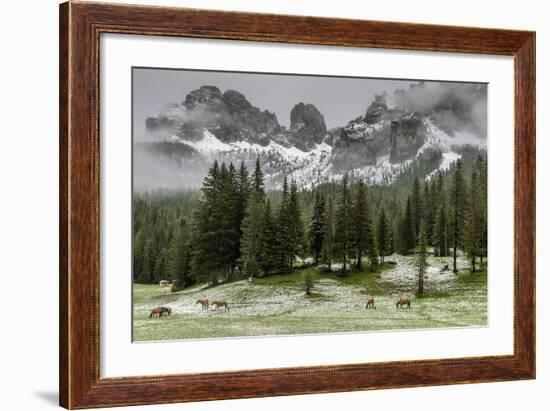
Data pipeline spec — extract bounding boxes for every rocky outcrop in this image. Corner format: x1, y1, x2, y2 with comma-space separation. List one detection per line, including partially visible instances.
287, 103, 327, 151
390, 113, 426, 163
365, 93, 389, 124
146, 86, 281, 146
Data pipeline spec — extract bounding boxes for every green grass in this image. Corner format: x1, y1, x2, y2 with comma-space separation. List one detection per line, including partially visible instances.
133, 256, 488, 341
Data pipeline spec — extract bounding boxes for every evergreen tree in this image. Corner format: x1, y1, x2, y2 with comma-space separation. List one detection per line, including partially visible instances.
168, 218, 193, 287
138, 238, 155, 283
288, 180, 307, 265
322, 196, 335, 271
240, 191, 265, 268
351, 180, 372, 270
191, 160, 227, 284
410, 176, 424, 243
235, 161, 251, 261
433, 195, 449, 257
399, 196, 416, 254
366, 224, 378, 272
424, 179, 436, 245
464, 164, 484, 272
276, 177, 293, 271
416, 222, 428, 295
252, 157, 265, 199
259, 199, 278, 275
476, 155, 488, 265
334, 174, 352, 274
450, 159, 468, 273
133, 229, 146, 281
153, 249, 167, 282
309, 190, 327, 264
377, 207, 391, 264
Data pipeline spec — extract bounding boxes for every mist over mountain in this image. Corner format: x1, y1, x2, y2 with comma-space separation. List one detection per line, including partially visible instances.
134, 81, 487, 192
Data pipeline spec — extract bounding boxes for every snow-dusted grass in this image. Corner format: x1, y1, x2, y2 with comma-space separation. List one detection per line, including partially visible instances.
133, 254, 487, 341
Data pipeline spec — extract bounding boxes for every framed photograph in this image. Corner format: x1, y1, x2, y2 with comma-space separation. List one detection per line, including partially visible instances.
59, 2, 535, 409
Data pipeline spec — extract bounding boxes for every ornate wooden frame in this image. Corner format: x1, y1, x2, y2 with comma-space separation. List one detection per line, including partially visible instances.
59, 1, 535, 408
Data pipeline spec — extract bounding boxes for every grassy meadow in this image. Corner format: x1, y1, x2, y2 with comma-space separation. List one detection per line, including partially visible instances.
133, 254, 487, 341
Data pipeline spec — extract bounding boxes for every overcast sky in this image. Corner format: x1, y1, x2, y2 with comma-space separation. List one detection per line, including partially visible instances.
132, 67, 419, 137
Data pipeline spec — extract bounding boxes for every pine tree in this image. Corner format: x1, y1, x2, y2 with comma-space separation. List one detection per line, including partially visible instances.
168, 218, 193, 287
351, 180, 371, 271
191, 160, 227, 284
464, 164, 484, 272
133, 229, 146, 281
322, 196, 335, 271
252, 157, 265, 199
309, 190, 327, 265
377, 207, 391, 264
138, 238, 155, 283
334, 174, 352, 274
153, 249, 167, 282
416, 222, 428, 295
399, 196, 416, 254
433, 196, 449, 257
275, 177, 292, 271
450, 159, 468, 273
235, 161, 251, 262
240, 191, 265, 267
425, 179, 436, 245
410, 176, 424, 243
476, 155, 488, 265
259, 198, 278, 275
288, 180, 307, 265
366, 224, 378, 272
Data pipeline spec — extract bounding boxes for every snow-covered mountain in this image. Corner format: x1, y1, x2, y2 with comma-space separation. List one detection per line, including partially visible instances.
136, 82, 486, 191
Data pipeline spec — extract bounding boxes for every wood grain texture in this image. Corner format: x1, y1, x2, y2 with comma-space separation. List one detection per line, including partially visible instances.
59, 1, 536, 408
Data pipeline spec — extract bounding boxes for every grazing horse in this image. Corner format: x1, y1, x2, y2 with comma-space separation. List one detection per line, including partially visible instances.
196, 299, 209, 310
212, 301, 230, 312
396, 298, 411, 309
159, 280, 169, 287
365, 298, 376, 309
149, 306, 171, 318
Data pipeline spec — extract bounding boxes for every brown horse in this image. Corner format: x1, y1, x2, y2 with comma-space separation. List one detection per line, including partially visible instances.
365, 298, 376, 309
396, 298, 411, 309
149, 306, 171, 318
212, 301, 230, 312
196, 299, 209, 310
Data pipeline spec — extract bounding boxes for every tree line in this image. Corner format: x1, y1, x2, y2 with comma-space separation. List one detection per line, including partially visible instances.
133, 153, 487, 288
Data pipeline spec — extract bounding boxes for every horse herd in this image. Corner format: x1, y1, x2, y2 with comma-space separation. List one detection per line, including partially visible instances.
365, 298, 412, 309
148, 299, 230, 319
149, 297, 412, 319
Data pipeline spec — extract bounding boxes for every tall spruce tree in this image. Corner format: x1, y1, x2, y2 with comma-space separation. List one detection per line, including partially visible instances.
464, 164, 483, 272
168, 218, 193, 287
399, 196, 416, 254
252, 157, 265, 199
450, 159, 468, 273
334, 174, 352, 274
322, 196, 335, 271
377, 207, 391, 264
240, 192, 265, 268
191, 160, 227, 284
410, 176, 424, 243
259, 198, 278, 275
235, 162, 251, 262
476, 155, 488, 265
433, 195, 449, 257
288, 180, 307, 265
276, 177, 293, 271
416, 222, 428, 295
309, 190, 327, 264
351, 180, 372, 271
